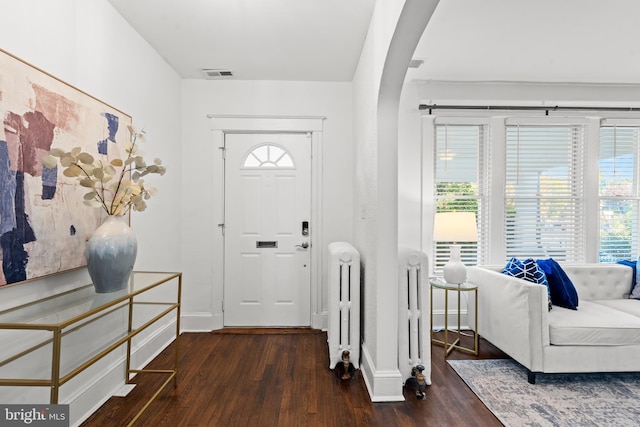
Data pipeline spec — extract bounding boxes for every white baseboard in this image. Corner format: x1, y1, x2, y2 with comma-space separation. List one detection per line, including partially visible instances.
183, 311, 325, 332
70, 319, 177, 426
312, 312, 327, 330
360, 343, 404, 402
181, 311, 221, 331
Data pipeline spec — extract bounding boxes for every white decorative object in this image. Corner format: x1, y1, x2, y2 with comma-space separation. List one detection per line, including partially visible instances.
86, 215, 137, 293
443, 244, 466, 284
433, 212, 478, 285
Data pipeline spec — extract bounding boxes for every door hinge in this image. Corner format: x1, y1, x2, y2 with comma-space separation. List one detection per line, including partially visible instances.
218, 223, 225, 235
221, 300, 224, 312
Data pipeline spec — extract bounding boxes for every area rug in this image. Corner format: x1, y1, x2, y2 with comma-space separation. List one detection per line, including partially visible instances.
448, 359, 640, 426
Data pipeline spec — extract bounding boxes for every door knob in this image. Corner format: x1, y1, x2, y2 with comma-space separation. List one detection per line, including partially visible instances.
296, 241, 309, 249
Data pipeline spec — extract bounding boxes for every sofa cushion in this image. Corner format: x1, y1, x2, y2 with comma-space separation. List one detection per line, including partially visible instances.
548, 300, 640, 346
594, 299, 640, 318
536, 258, 578, 310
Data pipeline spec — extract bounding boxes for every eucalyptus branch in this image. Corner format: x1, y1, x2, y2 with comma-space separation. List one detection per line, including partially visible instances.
42, 126, 166, 216
72, 160, 110, 213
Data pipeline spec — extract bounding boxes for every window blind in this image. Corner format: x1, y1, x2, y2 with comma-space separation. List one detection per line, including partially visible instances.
504, 125, 585, 262
599, 126, 640, 261
433, 124, 487, 271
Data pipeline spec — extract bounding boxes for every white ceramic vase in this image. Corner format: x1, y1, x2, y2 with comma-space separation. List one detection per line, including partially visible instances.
443, 244, 467, 284
86, 215, 137, 293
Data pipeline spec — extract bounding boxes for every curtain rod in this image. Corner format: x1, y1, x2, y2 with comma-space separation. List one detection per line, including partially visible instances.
418, 104, 640, 115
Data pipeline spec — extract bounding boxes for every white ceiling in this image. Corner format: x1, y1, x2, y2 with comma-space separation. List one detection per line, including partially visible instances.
108, 0, 376, 81
409, 0, 640, 85
109, 0, 640, 84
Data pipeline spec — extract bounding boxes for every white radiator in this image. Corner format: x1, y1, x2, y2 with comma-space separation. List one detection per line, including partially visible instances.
327, 242, 360, 369
398, 247, 431, 385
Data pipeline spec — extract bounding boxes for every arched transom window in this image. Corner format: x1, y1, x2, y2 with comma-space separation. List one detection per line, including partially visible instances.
242, 144, 294, 168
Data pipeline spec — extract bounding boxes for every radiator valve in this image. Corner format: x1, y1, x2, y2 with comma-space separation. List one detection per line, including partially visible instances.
335, 350, 355, 380
405, 364, 427, 399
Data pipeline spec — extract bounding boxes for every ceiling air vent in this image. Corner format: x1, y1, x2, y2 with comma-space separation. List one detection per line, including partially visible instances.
201, 68, 234, 79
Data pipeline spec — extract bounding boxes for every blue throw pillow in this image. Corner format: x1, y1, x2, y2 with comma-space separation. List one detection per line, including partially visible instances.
502, 257, 552, 310
536, 258, 578, 310
635, 256, 640, 298
616, 259, 638, 298
502, 257, 523, 275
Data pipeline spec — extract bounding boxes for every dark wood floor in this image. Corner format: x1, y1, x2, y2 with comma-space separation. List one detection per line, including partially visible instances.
81, 329, 509, 427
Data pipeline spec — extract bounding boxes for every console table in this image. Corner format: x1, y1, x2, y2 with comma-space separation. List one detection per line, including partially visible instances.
0, 271, 182, 426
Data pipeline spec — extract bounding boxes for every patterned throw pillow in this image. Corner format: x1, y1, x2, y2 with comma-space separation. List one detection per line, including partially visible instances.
502, 257, 552, 311
502, 257, 523, 275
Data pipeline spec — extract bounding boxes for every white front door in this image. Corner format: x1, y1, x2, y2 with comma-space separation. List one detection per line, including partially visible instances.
223, 133, 311, 326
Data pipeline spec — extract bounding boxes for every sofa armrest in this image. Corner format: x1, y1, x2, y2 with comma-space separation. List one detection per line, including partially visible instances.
467, 266, 549, 372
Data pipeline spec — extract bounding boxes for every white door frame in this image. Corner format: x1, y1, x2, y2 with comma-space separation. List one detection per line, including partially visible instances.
209, 115, 325, 330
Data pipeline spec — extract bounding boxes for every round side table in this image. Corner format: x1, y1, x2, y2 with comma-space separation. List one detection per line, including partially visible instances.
430, 278, 479, 357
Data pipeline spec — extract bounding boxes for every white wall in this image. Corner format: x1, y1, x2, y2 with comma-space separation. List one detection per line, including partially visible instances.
0, 0, 182, 425
398, 80, 423, 250
352, 0, 439, 402
180, 80, 354, 330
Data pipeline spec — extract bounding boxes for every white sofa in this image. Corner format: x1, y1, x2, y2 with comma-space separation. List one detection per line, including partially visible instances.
467, 263, 640, 383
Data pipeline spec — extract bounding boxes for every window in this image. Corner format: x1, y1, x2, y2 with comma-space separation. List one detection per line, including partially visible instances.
433, 124, 487, 270
427, 115, 640, 267
599, 126, 640, 262
504, 125, 585, 262
243, 144, 294, 168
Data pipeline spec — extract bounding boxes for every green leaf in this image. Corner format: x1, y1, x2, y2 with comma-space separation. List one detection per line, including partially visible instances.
93, 168, 104, 180
83, 199, 102, 208
50, 148, 66, 157
104, 165, 117, 176
83, 191, 97, 200
83, 164, 95, 176
42, 155, 58, 169
79, 178, 95, 188
63, 165, 82, 177
70, 147, 82, 157
111, 158, 123, 167
78, 152, 95, 164
60, 155, 74, 167
135, 157, 145, 168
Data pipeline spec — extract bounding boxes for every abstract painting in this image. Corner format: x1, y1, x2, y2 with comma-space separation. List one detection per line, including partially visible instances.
0, 49, 132, 286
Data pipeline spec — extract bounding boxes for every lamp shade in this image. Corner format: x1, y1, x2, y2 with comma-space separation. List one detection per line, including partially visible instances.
433, 212, 478, 242
433, 212, 478, 284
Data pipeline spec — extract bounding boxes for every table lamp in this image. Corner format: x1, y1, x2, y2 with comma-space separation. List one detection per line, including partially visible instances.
433, 212, 478, 284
